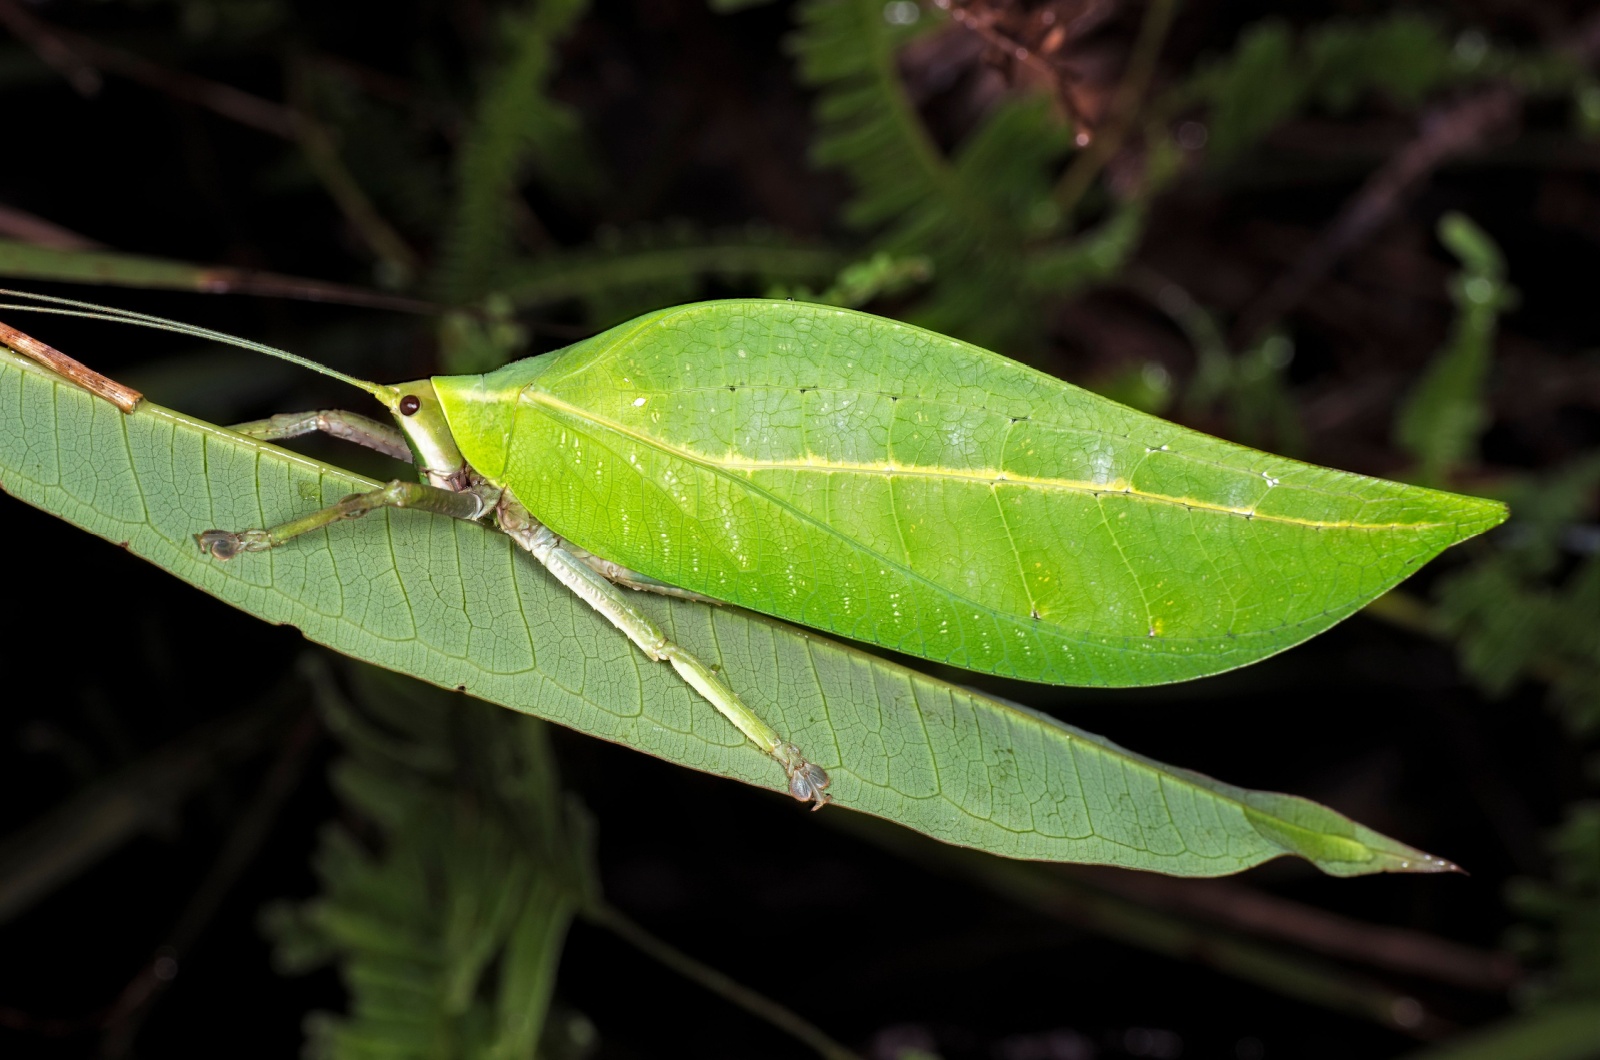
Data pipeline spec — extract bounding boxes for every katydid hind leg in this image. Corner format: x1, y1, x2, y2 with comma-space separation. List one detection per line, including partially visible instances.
196, 479, 486, 559
229, 410, 412, 462
498, 504, 831, 808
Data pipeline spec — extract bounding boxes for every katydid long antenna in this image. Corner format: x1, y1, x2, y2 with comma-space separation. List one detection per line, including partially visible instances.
0, 288, 388, 399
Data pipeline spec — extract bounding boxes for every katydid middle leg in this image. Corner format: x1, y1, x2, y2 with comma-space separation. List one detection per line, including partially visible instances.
196, 479, 488, 559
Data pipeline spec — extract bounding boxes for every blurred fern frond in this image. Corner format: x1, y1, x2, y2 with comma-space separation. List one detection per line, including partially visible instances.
1396, 213, 1517, 486
436, 0, 604, 305
1189, 13, 1588, 164
1125, 271, 1299, 452
1192, 15, 1468, 162
1434, 457, 1600, 733
266, 663, 595, 1060
789, 0, 1074, 349
1506, 801, 1600, 1013
766, 249, 931, 308
499, 224, 843, 325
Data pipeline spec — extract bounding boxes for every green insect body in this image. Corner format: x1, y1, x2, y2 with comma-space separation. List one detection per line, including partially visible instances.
429, 300, 1505, 688
0, 291, 1507, 811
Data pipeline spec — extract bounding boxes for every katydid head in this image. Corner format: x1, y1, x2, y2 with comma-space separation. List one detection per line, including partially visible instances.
0, 289, 470, 484
378, 378, 468, 489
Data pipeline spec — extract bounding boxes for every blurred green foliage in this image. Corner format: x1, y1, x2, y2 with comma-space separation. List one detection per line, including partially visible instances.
1397, 213, 1518, 485
1509, 802, 1600, 1006
1434, 456, 1600, 733
1187, 13, 1589, 163
791, 0, 1074, 348
264, 665, 596, 1060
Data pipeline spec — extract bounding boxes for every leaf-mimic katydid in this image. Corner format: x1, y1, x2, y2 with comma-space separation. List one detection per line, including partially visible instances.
0, 292, 1507, 808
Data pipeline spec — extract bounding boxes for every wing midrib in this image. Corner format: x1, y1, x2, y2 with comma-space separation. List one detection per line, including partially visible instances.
525, 389, 1445, 533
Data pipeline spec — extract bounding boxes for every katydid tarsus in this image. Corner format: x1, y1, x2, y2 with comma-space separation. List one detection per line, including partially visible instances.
0, 291, 1507, 810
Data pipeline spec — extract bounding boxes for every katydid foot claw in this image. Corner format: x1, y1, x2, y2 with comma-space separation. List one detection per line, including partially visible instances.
195, 529, 271, 560
777, 743, 831, 810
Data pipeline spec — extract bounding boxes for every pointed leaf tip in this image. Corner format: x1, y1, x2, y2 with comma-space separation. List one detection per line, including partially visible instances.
1243, 795, 1459, 877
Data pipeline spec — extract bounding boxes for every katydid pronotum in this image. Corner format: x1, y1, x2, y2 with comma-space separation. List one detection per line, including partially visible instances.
0, 291, 1507, 810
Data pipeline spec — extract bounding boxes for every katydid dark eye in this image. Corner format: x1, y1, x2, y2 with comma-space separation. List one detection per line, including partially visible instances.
399, 395, 421, 416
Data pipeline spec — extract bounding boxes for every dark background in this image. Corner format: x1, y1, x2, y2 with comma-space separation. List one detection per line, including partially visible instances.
0, 1, 1597, 1058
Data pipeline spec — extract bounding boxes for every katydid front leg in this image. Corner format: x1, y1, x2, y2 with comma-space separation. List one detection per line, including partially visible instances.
229, 410, 413, 462
495, 498, 831, 809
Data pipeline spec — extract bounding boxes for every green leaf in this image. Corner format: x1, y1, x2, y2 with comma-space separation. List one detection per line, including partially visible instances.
0, 342, 1458, 876
0, 239, 228, 290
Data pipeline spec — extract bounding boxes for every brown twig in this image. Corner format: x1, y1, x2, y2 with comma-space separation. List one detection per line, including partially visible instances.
934, 0, 1118, 136
1069, 866, 1520, 992
1232, 86, 1521, 345
827, 811, 1463, 1039
0, 241, 438, 311
0, 3, 423, 275
1230, 8, 1600, 344
180, 267, 435, 312
0, 319, 142, 412
938, 1, 1081, 111
0, 0, 101, 95
0, 0, 294, 137
1053, 0, 1178, 215
0, 203, 104, 251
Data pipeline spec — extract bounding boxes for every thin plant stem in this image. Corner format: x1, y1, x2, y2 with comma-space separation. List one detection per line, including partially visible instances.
288, 60, 423, 280
585, 900, 864, 1060
1054, 0, 1179, 216
0, 0, 292, 135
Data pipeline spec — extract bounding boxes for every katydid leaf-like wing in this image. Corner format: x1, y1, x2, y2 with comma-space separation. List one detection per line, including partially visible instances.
442, 300, 1506, 687
1, 342, 1453, 876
